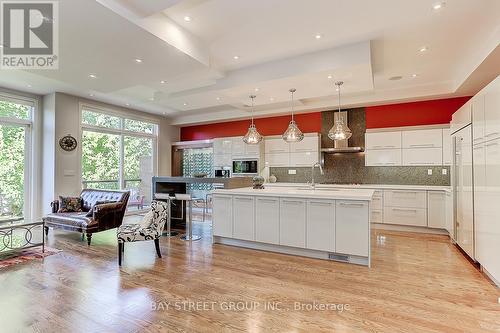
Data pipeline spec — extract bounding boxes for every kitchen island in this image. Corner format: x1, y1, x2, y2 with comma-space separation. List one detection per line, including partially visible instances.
212, 187, 374, 266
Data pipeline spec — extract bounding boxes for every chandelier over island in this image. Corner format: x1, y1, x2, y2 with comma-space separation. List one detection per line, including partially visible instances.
328, 81, 352, 141
242, 95, 263, 144
282, 88, 304, 143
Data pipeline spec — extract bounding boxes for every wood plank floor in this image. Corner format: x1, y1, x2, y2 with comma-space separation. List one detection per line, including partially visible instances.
1, 217, 499, 333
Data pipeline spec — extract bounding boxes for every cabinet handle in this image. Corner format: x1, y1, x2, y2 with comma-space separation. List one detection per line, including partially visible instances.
309, 201, 333, 206
372, 145, 384, 148
392, 208, 418, 213
485, 142, 499, 147
383, 145, 397, 148
258, 199, 278, 203
282, 200, 303, 204
294, 148, 313, 151
485, 132, 500, 137
473, 146, 485, 150
235, 197, 253, 201
269, 149, 286, 153
339, 202, 365, 207
409, 144, 435, 148
408, 162, 436, 165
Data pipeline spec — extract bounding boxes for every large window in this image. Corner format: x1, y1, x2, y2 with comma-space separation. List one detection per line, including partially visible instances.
0, 95, 34, 219
81, 107, 157, 212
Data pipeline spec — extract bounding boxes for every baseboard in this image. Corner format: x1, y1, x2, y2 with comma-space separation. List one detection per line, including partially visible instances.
372, 223, 449, 235
481, 266, 500, 288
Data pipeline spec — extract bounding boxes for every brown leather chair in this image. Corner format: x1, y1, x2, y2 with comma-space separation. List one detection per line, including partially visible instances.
43, 189, 130, 245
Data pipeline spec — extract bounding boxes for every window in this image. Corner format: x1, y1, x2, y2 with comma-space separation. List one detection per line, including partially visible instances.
0, 95, 34, 219
81, 107, 157, 212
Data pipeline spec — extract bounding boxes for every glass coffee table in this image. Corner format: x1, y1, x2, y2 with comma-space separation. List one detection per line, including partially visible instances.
0, 217, 44, 255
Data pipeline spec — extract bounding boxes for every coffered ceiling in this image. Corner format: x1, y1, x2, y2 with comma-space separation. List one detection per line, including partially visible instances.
0, 0, 498, 125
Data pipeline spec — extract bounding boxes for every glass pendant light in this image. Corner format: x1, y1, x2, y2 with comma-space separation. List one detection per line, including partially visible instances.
282, 88, 304, 142
328, 81, 352, 141
243, 95, 263, 144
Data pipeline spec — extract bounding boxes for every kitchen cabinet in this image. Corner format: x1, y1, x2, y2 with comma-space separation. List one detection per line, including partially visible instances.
289, 151, 319, 167
371, 210, 383, 223
383, 207, 427, 227
265, 137, 289, 154
402, 129, 443, 148
213, 154, 232, 167
255, 197, 280, 244
213, 138, 233, 155
265, 153, 289, 167
445, 190, 454, 238
450, 100, 472, 134
232, 196, 255, 241
306, 199, 335, 252
335, 201, 369, 257
384, 190, 427, 209
290, 135, 320, 153
472, 95, 485, 144
244, 142, 261, 157
402, 147, 443, 166
279, 198, 306, 248
427, 191, 446, 228
365, 149, 401, 166
484, 77, 500, 141
443, 128, 452, 165
212, 195, 233, 237
231, 137, 247, 157
365, 131, 402, 150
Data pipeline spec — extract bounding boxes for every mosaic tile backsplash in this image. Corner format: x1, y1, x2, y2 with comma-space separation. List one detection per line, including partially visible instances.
269, 108, 451, 186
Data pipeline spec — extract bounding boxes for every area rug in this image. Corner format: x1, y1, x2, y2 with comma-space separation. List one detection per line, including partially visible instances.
0, 247, 62, 269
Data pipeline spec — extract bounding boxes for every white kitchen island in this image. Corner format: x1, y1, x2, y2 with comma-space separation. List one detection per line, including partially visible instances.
211, 187, 374, 266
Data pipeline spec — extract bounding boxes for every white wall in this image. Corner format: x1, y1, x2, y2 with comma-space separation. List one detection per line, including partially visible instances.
40, 92, 180, 215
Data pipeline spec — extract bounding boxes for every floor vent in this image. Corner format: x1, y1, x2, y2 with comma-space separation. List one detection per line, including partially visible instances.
329, 253, 349, 262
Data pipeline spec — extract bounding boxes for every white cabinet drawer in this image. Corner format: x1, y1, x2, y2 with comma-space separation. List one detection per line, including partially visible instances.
306, 199, 335, 252
365, 149, 401, 166
402, 148, 443, 166
371, 196, 383, 210
232, 196, 255, 241
289, 151, 319, 167
265, 138, 289, 154
371, 209, 383, 223
384, 190, 427, 208
427, 191, 446, 229
280, 199, 306, 248
212, 195, 233, 237
365, 131, 402, 150
402, 129, 443, 148
265, 153, 289, 167
290, 135, 319, 153
255, 197, 280, 245
335, 201, 369, 257
383, 207, 427, 227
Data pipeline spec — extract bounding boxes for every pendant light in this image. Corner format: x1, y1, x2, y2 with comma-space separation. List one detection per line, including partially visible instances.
328, 81, 352, 141
282, 88, 304, 142
242, 95, 263, 144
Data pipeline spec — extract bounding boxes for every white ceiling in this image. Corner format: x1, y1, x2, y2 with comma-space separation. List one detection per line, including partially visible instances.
0, 0, 499, 125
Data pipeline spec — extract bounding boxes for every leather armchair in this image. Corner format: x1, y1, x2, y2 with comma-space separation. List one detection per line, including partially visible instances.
43, 189, 130, 245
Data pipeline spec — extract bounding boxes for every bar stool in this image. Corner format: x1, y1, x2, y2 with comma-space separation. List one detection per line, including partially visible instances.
175, 194, 201, 241
204, 183, 224, 220
154, 194, 178, 237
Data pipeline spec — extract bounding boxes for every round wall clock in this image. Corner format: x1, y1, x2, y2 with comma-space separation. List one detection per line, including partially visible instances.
59, 134, 78, 151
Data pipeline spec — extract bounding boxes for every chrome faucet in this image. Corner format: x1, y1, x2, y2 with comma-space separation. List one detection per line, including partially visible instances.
311, 162, 324, 189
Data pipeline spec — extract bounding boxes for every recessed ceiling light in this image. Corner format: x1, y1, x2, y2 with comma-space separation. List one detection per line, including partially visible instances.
419, 46, 428, 53
432, 2, 445, 10
327, 75, 333, 79
134, 58, 143, 63
183, 102, 188, 106
254, 88, 259, 92
233, 55, 240, 60
89, 93, 94, 97
389, 75, 403, 81
216, 97, 221, 101
149, 97, 155, 101
315, 34, 322, 39
0, 44, 3, 48
88, 74, 97, 79
270, 97, 275, 101
160, 80, 166, 84
184, 16, 191, 22
411, 73, 418, 78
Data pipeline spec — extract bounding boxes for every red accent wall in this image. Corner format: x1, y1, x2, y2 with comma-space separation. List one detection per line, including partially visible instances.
365, 97, 470, 129
180, 97, 471, 140
180, 112, 322, 141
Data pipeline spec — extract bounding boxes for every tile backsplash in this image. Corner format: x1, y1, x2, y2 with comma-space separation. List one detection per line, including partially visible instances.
269, 108, 451, 186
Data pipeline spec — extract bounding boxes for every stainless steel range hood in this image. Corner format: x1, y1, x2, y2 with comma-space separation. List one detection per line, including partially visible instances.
321, 111, 364, 154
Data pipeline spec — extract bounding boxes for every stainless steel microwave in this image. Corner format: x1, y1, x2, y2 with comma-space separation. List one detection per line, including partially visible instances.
232, 159, 258, 175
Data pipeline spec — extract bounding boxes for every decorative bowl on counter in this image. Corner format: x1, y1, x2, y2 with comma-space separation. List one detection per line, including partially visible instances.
252, 176, 265, 189
193, 173, 208, 178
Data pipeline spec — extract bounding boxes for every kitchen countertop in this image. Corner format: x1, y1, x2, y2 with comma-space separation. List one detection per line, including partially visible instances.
212, 187, 375, 201
264, 182, 451, 191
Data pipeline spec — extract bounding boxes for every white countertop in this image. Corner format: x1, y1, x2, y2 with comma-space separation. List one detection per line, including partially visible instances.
264, 182, 450, 191
213, 187, 375, 201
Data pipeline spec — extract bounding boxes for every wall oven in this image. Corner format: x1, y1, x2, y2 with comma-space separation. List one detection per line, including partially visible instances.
232, 159, 258, 176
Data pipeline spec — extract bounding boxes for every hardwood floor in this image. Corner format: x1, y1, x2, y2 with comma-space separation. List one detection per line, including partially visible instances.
1, 217, 499, 333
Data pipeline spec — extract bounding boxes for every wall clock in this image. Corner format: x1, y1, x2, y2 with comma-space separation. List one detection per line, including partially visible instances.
59, 134, 78, 151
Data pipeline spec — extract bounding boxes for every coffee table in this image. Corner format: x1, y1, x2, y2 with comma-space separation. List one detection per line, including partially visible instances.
0, 218, 44, 255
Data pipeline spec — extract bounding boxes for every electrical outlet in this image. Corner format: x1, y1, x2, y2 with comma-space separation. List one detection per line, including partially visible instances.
442, 169, 447, 175
288, 169, 297, 175
427, 169, 433, 176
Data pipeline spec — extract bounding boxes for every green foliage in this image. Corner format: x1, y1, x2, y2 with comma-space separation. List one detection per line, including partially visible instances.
0, 101, 31, 216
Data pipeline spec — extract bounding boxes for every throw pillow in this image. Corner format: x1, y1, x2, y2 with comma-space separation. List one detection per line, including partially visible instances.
58, 196, 83, 213
139, 210, 154, 229
85, 200, 115, 217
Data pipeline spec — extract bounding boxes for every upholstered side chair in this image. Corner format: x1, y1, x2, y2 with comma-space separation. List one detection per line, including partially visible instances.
116, 200, 168, 266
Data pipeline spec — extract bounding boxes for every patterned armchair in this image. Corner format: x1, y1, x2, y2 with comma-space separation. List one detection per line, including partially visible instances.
116, 200, 168, 266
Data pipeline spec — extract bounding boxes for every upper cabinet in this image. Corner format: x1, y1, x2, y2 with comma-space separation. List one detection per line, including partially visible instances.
402, 129, 442, 148
365, 131, 401, 150
264, 133, 320, 167
484, 77, 500, 142
265, 137, 289, 154
442, 128, 452, 165
213, 138, 233, 156
290, 136, 320, 153
472, 95, 485, 144
451, 100, 472, 134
